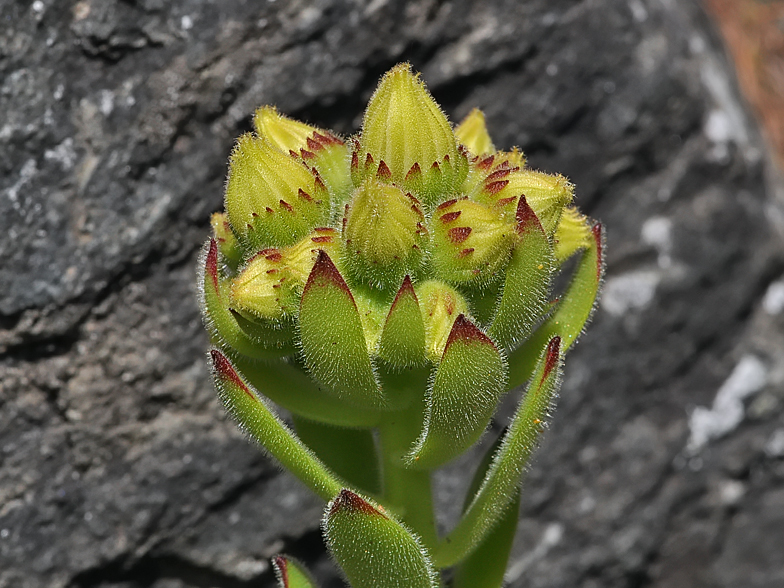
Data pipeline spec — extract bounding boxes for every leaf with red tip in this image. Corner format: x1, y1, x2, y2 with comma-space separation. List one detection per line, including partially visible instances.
405, 315, 507, 469
488, 196, 554, 351
272, 556, 317, 588
323, 489, 439, 588
434, 337, 562, 567
378, 276, 426, 368
210, 349, 343, 502
199, 239, 295, 360
506, 222, 604, 388
299, 251, 384, 408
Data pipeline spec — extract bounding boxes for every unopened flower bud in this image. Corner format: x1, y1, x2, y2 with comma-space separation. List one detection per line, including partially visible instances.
230, 228, 339, 321
455, 108, 495, 156
254, 106, 353, 205
231, 247, 298, 321
415, 280, 470, 361
431, 198, 516, 286
359, 63, 465, 205
225, 134, 330, 250
473, 167, 573, 236
343, 177, 426, 289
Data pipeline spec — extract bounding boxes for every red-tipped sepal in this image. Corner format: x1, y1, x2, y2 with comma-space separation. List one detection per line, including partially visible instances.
299, 251, 384, 408
378, 276, 426, 367
323, 489, 438, 588
272, 555, 318, 588
488, 196, 555, 351
405, 315, 507, 469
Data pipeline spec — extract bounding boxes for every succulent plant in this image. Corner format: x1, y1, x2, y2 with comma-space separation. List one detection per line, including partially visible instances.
200, 63, 603, 588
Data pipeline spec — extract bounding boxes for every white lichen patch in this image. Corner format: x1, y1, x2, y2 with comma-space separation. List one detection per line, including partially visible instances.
601, 270, 661, 316
762, 279, 784, 315
687, 355, 768, 453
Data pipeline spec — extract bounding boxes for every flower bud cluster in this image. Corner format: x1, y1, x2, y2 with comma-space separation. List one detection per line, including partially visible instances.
202, 61, 602, 465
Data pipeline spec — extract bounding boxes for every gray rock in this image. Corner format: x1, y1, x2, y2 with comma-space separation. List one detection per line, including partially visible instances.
2, 0, 783, 587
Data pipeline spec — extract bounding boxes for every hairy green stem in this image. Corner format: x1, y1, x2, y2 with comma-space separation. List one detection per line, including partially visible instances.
379, 402, 438, 550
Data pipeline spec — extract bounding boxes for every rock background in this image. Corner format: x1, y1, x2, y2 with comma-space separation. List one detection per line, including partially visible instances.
2, 0, 783, 587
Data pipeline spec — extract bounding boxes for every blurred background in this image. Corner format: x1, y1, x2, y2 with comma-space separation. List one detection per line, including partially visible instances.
1, 1, 783, 587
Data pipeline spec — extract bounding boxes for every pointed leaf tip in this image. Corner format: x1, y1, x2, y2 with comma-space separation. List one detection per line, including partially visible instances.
304, 249, 353, 298
330, 489, 385, 517
272, 555, 318, 588
210, 349, 253, 399
407, 313, 506, 469
273, 556, 289, 587
444, 314, 495, 356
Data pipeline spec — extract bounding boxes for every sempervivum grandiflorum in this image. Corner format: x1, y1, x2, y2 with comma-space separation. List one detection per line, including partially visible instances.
200, 63, 603, 588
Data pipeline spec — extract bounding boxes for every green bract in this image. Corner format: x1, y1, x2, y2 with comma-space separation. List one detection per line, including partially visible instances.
200, 63, 604, 588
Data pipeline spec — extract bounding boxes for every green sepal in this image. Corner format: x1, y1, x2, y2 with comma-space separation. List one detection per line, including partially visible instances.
488, 196, 554, 352
229, 353, 382, 428
507, 223, 604, 389
293, 416, 381, 496
378, 276, 426, 368
299, 250, 385, 409
405, 315, 507, 470
272, 555, 318, 588
434, 337, 562, 567
452, 432, 520, 588
210, 349, 344, 502
323, 489, 439, 588
199, 239, 295, 360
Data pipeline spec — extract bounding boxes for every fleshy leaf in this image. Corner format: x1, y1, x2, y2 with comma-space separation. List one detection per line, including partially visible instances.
378, 276, 426, 368
453, 432, 520, 588
455, 108, 495, 156
199, 239, 296, 359
299, 250, 384, 408
323, 489, 439, 588
488, 196, 554, 351
210, 349, 343, 502
435, 337, 562, 567
406, 315, 507, 469
272, 555, 318, 588
507, 222, 604, 388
